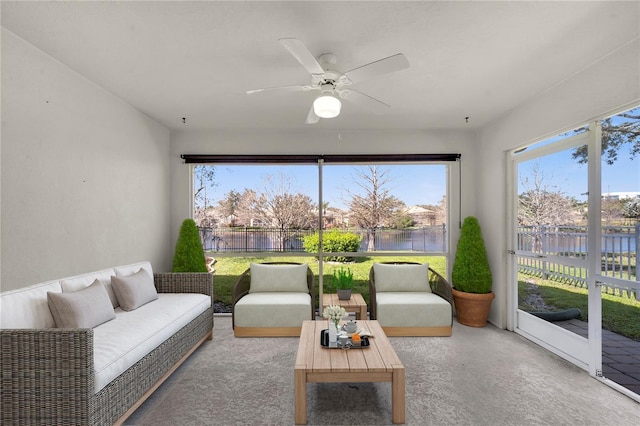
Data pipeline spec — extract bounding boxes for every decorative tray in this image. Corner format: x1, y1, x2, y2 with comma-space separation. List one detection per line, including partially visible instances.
320, 329, 370, 349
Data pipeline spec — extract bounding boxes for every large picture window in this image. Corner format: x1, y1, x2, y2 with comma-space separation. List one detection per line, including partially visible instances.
185, 155, 455, 258
183, 153, 459, 315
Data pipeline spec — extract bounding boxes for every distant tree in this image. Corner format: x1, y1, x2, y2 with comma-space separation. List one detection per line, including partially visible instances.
254, 172, 316, 250
601, 196, 624, 226
622, 198, 640, 219
235, 189, 259, 226
518, 165, 577, 251
572, 109, 640, 165
434, 195, 447, 225
217, 190, 242, 226
344, 166, 403, 251
394, 214, 414, 229
193, 165, 217, 227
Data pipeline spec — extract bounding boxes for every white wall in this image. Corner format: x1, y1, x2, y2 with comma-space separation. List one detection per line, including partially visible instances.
478, 38, 640, 329
169, 128, 478, 268
1, 29, 172, 291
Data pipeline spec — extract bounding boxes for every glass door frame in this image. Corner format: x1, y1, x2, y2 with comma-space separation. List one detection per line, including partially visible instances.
507, 123, 602, 374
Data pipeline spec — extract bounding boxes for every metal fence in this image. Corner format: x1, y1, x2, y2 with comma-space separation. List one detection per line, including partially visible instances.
198, 225, 447, 253
517, 225, 639, 299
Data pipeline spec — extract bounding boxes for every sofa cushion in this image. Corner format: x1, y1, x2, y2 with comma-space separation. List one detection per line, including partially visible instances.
376, 292, 450, 327
0, 280, 62, 329
234, 292, 311, 327
47, 280, 116, 328
61, 268, 118, 308
111, 268, 158, 311
249, 263, 308, 293
373, 263, 431, 292
114, 261, 154, 278
92, 293, 210, 393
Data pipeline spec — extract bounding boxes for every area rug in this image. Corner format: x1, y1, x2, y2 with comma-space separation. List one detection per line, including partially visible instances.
124, 316, 640, 425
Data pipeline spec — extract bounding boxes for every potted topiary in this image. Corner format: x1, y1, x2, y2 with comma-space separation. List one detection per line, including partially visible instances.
451, 216, 494, 327
333, 266, 354, 300
172, 219, 208, 272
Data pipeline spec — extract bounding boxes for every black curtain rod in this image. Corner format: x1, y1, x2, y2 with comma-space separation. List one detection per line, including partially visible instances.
181, 153, 461, 164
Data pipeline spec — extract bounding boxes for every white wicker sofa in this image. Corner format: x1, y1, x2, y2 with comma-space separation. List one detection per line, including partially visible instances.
0, 261, 213, 426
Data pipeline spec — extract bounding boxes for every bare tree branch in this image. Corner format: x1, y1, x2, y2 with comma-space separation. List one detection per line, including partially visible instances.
343, 166, 402, 250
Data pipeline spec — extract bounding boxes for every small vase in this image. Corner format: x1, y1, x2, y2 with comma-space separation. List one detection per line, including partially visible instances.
329, 321, 338, 346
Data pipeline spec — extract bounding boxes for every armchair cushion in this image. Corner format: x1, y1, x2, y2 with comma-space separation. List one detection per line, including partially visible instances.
234, 292, 311, 327
249, 263, 309, 293
373, 263, 430, 292
376, 292, 451, 327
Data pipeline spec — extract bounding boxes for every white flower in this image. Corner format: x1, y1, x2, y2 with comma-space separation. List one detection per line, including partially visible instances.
322, 305, 347, 323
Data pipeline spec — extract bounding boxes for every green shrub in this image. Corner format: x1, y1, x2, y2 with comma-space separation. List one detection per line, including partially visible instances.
451, 216, 492, 293
172, 219, 208, 272
302, 229, 361, 262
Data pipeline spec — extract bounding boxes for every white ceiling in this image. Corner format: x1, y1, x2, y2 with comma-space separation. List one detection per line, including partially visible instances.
2, 1, 638, 131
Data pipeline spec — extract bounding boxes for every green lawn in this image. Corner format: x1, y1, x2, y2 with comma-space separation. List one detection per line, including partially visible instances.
211, 255, 446, 310
518, 273, 640, 341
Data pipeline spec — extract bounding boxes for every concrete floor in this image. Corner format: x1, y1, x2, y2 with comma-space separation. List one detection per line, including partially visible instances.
126, 315, 640, 425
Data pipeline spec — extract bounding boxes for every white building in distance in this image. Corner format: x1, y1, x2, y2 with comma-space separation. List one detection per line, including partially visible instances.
602, 192, 640, 200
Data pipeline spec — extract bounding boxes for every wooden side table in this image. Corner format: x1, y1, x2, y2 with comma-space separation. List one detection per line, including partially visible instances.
322, 293, 368, 320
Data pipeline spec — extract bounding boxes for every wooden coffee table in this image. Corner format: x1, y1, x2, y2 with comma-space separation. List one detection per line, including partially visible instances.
294, 320, 405, 424
322, 293, 368, 320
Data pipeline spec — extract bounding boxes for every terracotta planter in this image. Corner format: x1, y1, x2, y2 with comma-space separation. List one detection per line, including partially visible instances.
452, 289, 495, 327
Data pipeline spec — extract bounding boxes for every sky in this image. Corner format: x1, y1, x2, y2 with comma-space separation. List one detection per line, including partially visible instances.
518, 145, 639, 202
199, 110, 639, 209
204, 164, 447, 210
517, 118, 639, 202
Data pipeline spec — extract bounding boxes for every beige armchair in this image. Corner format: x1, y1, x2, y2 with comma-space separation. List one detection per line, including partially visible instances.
369, 262, 453, 336
232, 262, 315, 337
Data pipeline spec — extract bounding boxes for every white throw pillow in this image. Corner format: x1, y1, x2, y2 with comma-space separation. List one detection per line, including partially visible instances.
47, 280, 116, 328
61, 269, 119, 309
114, 261, 153, 278
111, 268, 158, 311
249, 263, 309, 293
373, 263, 431, 292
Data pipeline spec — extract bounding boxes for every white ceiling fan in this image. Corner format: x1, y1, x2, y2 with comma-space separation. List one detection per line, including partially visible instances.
247, 38, 410, 124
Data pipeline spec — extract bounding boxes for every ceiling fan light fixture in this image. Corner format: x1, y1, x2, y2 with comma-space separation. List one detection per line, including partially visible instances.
313, 95, 341, 118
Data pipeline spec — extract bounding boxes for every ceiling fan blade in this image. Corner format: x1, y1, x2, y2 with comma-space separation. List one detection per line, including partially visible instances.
343, 53, 409, 84
340, 89, 391, 114
246, 84, 310, 95
279, 38, 325, 75
306, 104, 320, 124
